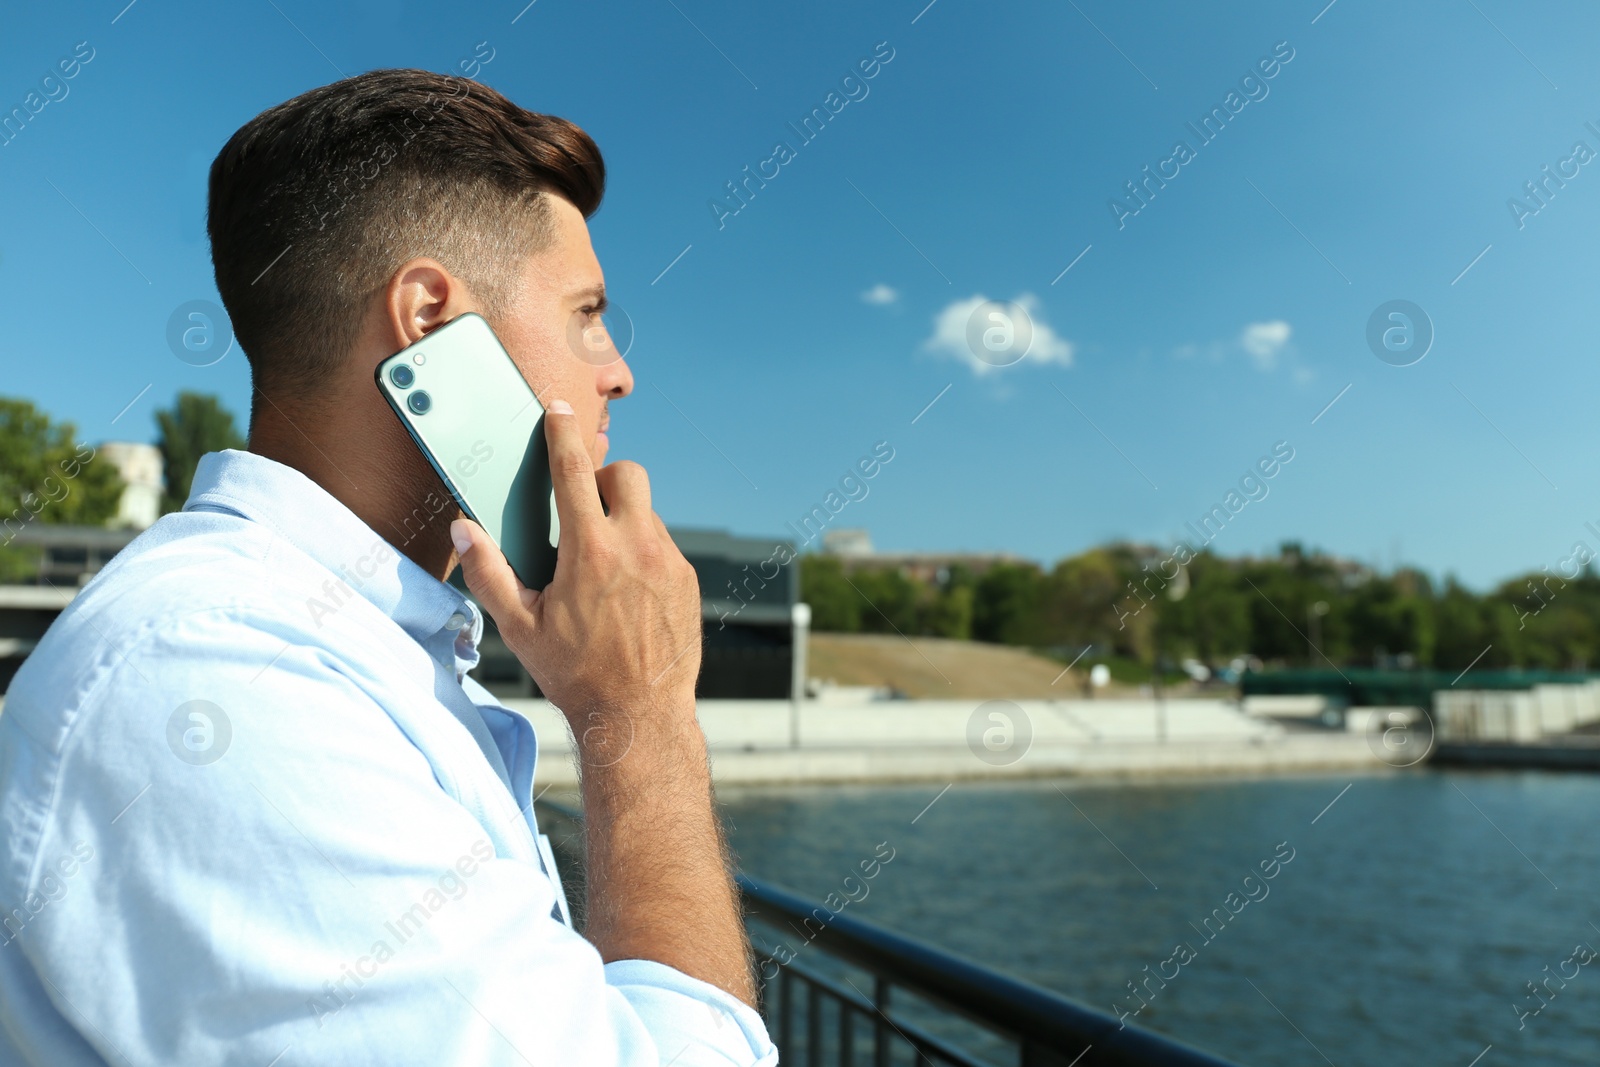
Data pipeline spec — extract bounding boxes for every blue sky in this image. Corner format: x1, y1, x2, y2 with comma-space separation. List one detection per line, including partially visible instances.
2, 0, 1597, 589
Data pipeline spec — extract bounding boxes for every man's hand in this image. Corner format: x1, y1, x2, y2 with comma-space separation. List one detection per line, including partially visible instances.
450, 397, 756, 1008
451, 398, 703, 736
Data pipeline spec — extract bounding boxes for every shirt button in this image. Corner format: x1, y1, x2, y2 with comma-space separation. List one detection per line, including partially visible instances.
445, 611, 468, 631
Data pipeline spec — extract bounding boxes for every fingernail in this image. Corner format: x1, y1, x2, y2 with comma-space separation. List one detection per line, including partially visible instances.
548, 399, 574, 416
450, 520, 472, 556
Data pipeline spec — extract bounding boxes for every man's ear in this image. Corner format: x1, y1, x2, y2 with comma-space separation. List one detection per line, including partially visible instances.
384, 258, 477, 348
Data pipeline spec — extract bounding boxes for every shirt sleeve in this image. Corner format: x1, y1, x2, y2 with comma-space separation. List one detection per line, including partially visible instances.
9, 600, 776, 1067
605, 961, 779, 1067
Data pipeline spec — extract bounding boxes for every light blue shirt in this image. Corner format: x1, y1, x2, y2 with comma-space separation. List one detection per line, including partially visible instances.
0, 449, 776, 1066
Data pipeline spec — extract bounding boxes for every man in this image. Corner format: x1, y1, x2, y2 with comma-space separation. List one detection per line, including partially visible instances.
0, 69, 776, 1065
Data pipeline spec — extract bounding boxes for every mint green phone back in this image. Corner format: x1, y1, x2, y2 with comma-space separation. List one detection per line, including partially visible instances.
375, 313, 559, 589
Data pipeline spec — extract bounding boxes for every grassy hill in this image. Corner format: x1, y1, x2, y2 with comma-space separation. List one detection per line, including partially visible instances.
807, 633, 1129, 699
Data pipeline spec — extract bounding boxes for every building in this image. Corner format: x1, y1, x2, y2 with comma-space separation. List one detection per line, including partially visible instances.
678, 528, 800, 699
0, 585, 77, 692
5, 524, 136, 588
97, 442, 164, 530
822, 528, 874, 557
821, 526, 1021, 584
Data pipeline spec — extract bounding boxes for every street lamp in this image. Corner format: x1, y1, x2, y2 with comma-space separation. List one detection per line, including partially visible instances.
790, 602, 811, 749
1308, 600, 1329, 666
1154, 566, 1190, 743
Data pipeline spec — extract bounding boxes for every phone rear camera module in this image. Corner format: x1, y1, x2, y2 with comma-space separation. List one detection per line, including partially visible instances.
407, 390, 432, 415
390, 364, 415, 389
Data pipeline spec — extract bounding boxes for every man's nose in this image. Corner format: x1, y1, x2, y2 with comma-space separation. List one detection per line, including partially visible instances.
600, 354, 633, 399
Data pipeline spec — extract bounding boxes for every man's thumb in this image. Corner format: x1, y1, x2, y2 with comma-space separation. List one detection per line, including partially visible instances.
451, 519, 537, 622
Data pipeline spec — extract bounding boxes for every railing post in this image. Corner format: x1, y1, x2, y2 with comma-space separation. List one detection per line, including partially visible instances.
778, 964, 793, 1058
807, 979, 823, 1067
873, 977, 891, 1067
840, 1001, 855, 1067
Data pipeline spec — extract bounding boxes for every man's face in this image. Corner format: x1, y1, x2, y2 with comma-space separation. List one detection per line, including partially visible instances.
493, 196, 633, 468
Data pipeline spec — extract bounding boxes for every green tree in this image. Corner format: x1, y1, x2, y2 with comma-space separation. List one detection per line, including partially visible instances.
971, 560, 1043, 645
0, 397, 125, 581
1032, 549, 1119, 649
799, 554, 861, 632
1431, 576, 1495, 669
806, 539, 1600, 675
156, 392, 247, 514
1346, 568, 1435, 667
1159, 551, 1251, 665
1501, 565, 1600, 670
922, 583, 974, 640
850, 567, 923, 635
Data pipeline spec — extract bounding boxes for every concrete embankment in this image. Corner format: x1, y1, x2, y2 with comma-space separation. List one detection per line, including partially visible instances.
1433, 740, 1600, 771
511, 698, 1389, 788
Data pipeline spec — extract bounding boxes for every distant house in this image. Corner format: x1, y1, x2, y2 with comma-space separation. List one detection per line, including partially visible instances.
98, 441, 164, 530
822, 527, 875, 558
821, 526, 1021, 584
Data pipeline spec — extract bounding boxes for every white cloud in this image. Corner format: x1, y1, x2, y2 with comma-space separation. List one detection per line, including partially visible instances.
922, 292, 1073, 376
1240, 320, 1292, 370
1169, 319, 1312, 384
861, 283, 899, 305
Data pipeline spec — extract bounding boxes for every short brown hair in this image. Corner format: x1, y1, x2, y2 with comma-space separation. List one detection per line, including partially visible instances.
207, 68, 604, 410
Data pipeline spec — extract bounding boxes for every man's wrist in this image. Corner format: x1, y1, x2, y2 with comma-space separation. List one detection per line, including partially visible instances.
564, 692, 703, 774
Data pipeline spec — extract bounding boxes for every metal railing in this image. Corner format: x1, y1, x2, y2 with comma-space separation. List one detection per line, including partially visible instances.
535, 799, 1238, 1067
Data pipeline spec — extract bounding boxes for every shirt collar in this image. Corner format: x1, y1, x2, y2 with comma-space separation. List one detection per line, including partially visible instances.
184, 449, 483, 675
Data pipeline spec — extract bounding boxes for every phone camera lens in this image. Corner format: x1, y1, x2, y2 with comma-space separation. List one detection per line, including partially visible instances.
390, 364, 415, 389
407, 390, 431, 415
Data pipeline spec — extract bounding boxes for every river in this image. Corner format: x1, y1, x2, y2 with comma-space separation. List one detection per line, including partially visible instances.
720, 768, 1600, 1066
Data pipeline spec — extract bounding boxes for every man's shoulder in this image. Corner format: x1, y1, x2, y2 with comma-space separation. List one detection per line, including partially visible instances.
42, 509, 314, 626
5, 510, 339, 735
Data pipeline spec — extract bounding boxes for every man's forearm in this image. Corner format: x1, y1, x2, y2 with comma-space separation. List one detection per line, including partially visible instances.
449, 409, 755, 1008
574, 702, 756, 1007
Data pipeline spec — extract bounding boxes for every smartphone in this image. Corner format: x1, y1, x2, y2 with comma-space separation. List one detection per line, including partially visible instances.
375, 312, 559, 590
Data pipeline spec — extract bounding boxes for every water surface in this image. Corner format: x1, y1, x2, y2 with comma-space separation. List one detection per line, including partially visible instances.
721, 769, 1600, 1066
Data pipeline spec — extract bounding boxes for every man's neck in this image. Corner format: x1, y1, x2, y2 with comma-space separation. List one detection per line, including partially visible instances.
248, 396, 460, 583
